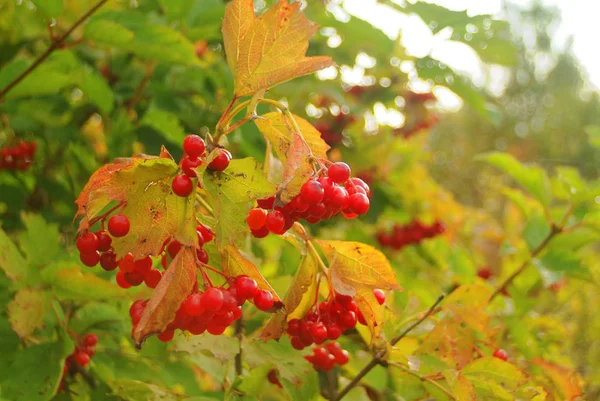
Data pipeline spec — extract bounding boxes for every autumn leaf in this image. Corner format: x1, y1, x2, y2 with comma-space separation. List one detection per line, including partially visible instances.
443, 284, 491, 332
278, 131, 314, 202
222, 245, 283, 311
261, 250, 318, 340
531, 358, 583, 401
462, 357, 527, 389
417, 318, 475, 369
443, 370, 476, 401
132, 247, 197, 347
8, 289, 50, 339
222, 0, 335, 97
316, 240, 401, 336
75, 156, 196, 259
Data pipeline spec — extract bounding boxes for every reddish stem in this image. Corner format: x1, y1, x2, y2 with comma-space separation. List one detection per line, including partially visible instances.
85, 201, 125, 231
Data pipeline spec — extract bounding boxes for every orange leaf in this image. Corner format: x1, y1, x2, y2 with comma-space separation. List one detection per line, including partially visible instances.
278, 131, 314, 202
132, 246, 197, 347
222, 245, 283, 310
222, 0, 335, 97
531, 358, 583, 401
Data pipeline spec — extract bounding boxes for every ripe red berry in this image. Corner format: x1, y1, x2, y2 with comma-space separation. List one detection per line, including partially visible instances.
95, 230, 112, 252
257, 196, 275, 209
235, 276, 259, 300
100, 251, 118, 271
477, 267, 493, 280
134, 256, 153, 274
116, 271, 131, 289
77, 232, 99, 254
327, 323, 342, 340
267, 369, 282, 388
339, 310, 357, 329
251, 225, 269, 238
201, 288, 224, 311
172, 174, 193, 197
300, 179, 325, 204
328, 162, 351, 184
196, 224, 214, 243
310, 322, 328, 344
347, 177, 370, 197
265, 210, 286, 234
196, 248, 209, 264
74, 351, 90, 367
493, 349, 508, 361
287, 319, 301, 337
129, 300, 146, 325
144, 269, 162, 288
181, 156, 203, 177
348, 193, 370, 215
83, 333, 98, 346
326, 186, 349, 209
373, 289, 386, 305
334, 349, 349, 365
167, 241, 182, 258
183, 135, 206, 158
119, 252, 135, 273
183, 293, 204, 316
291, 336, 305, 350
246, 208, 267, 230
206, 321, 227, 335
124, 272, 144, 286
80, 251, 100, 267
108, 215, 130, 237
208, 148, 232, 171
157, 329, 175, 342
254, 289, 274, 311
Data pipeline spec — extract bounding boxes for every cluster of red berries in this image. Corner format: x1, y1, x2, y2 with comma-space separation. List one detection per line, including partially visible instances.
305, 342, 349, 371
59, 333, 98, 391
246, 162, 371, 237
171, 134, 232, 198
129, 275, 274, 342
161, 221, 214, 273
0, 140, 36, 171
376, 220, 445, 250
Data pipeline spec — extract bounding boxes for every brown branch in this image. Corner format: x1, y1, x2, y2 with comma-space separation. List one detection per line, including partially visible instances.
0, 0, 110, 101
489, 224, 562, 301
333, 294, 445, 401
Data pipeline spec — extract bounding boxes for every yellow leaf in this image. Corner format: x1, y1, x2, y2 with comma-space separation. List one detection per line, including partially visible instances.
531, 358, 583, 401
444, 284, 491, 332
443, 370, 476, 401
8, 289, 49, 339
222, 0, 335, 96
418, 318, 475, 369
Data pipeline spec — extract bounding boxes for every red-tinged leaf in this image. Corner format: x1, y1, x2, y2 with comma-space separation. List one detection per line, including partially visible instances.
443, 370, 476, 401
159, 145, 174, 161
530, 358, 583, 401
260, 251, 318, 340
75, 157, 196, 259
417, 318, 475, 369
222, 245, 283, 310
222, 0, 335, 96
278, 131, 314, 202
132, 247, 197, 347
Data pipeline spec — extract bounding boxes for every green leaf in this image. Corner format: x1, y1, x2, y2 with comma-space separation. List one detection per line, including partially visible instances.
237, 364, 272, 396
477, 152, 552, 206
243, 338, 311, 386
8, 289, 50, 339
84, 19, 135, 46
0, 227, 29, 281
204, 157, 277, 248
174, 333, 239, 362
584, 125, 600, 148
18, 213, 62, 267
0, 337, 74, 401
523, 213, 551, 251
141, 107, 186, 145
108, 379, 217, 401
80, 68, 115, 114
538, 250, 591, 280
31, 0, 63, 18
68, 302, 126, 334
281, 370, 319, 401
462, 357, 527, 389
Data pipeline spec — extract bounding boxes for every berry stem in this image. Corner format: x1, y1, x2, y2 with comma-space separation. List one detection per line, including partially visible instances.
86, 201, 125, 229
197, 261, 228, 279
0, 0, 110, 101
195, 193, 215, 216
386, 361, 457, 401
197, 264, 214, 288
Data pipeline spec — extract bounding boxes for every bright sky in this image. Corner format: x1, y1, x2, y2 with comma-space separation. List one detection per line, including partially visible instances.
342, 0, 600, 91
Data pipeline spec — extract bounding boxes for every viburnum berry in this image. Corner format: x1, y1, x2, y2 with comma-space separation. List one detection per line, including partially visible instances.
77, 232, 99, 254
119, 252, 136, 273
134, 256, 153, 273
167, 241, 182, 258
207, 321, 227, 335
493, 349, 508, 361
196, 223, 214, 243
172, 174, 193, 197
144, 269, 162, 288
116, 271, 131, 289
208, 148, 232, 171
254, 289, 274, 311
80, 251, 100, 267
183, 293, 204, 316
310, 322, 328, 344
246, 208, 267, 230
201, 288, 224, 311
129, 300, 146, 325
95, 230, 112, 252
157, 329, 175, 342
373, 289, 386, 305
235, 276, 259, 300
287, 319, 301, 337
251, 225, 269, 238
348, 193, 370, 215
181, 156, 203, 177
327, 323, 342, 340
108, 215, 130, 237
328, 162, 351, 184
196, 248, 209, 264
183, 135, 206, 158
74, 351, 90, 367
300, 179, 325, 204
265, 209, 285, 234
84, 334, 98, 346
326, 185, 349, 209
124, 272, 144, 286
291, 336, 305, 350
100, 251, 118, 271
257, 196, 275, 209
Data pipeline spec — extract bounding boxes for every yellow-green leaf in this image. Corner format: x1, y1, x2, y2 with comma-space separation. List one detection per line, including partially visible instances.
443, 370, 476, 401
222, 0, 335, 96
8, 289, 50, 339
530, 358, 583, 401
418, 318, 474, 369
0, 227, 29, 281
462, 357, 527, 389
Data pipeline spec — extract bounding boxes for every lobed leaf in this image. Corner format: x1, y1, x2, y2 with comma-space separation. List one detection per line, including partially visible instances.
8, 289, 50, 339
530, 358, 583, 401
417, 318, 475, 370
0, 227, 29, 281
462, 357, 527, 389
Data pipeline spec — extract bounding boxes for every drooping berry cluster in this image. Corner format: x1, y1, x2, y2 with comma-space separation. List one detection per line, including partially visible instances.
247, 162, 371, 237
59, 333, 98, 391
172, 134, 232, 197
305, 342, 349, 371
129, 275, 274, 342
162, 222, 214, 271
376, 220, 445, 250
0, 140, 36, 171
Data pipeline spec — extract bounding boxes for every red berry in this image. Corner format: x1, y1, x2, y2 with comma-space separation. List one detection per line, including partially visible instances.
167, 241, 182, 258
291, 336, 305, 350
299, 321, 314, 344
265, 210, 286, 234
246, 208, 267, 230
77, 232, 99, 254
254, 289, 274, 311
108, 215, 130, 237
477, 267, 493, 280
188, 320, 207, 335
287, 319, 301, 337
119, 252, 135, 273
235, 276, 258, 300
80, 251, 100, 267
183, 293, 203, 316
157, 329, 174, 342
182, 156, 203, 177
134, 256, 153, 273
334, 350, 349, 365
116, 271, 131, 289
172, 175, 193, 197
267, 369, 282, 387
348, 193, 370, 215
208, 148, 232, 171
124, 272, 144, 286
84, 333, 98, 346
301, 179, 325, 204
257, 196, 275, 209
100, 251, 118, 271
144, 269, 162, 288
196, 224, 214, 243
310, 322, 328, 344
251, 225, 270, 238
493, 349, 508, 361
74, 351, 90, 367
183, 135, 206, 158
201, 288, 224, 311
219, 291, 238, 313
347, 177, 370, 197
83, 345, 96, 357
327, 323, 342, 340
373, 289, 386, 305
206, 321, 227, 335
328, 162, 351, 184
129, 300, 146, 325
95, 230, 112, 252
339, 311, 357, 329
196, 248, 209, 264
232, 306, 243, 321
326, 186, 349, 209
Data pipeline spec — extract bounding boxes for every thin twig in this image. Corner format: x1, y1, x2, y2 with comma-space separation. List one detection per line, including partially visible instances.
489, 224, 562, 301
333, 294, 445, 401
387, 361, 456, 400
0, 0, 110, 100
